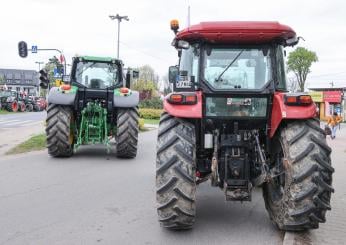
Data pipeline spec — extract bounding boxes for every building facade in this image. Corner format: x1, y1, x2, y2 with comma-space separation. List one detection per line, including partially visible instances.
0, 69, 39, 96
309, 87, 345, 122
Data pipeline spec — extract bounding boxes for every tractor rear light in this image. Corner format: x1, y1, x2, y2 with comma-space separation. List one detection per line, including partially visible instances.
185, 94, 197, 104
61, 84, 71, 91
168, 93, 198, 105
299, 95, 312, 104
169, 94, 184, 103
285, 96, 297, 104
285, 95, 312, 106
120, 87, 129, 94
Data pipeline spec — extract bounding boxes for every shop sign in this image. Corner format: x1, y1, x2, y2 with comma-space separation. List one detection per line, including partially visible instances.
324, 91, 342, 103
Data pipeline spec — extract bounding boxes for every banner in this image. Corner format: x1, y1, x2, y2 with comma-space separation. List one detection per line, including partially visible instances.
309, 91, 323, 102
324, 91, 342, 103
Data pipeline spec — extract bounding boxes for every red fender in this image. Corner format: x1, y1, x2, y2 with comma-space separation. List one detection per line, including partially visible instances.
270, 92, 317, 138
163, 91, 203, 118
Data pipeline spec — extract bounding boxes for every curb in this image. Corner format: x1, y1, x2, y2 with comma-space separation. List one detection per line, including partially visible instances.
283, 231, 312, 245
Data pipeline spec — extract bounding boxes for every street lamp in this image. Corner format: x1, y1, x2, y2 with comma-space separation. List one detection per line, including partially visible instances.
35, 61, 44, 71
109, 14, 129, 59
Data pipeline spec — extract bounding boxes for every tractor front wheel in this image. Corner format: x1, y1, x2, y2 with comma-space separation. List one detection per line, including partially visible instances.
26, 103, 33, 112
46, 104, 75, 157
156, 112, 196, 229
263, 119, 334, 231
115, 107, 139, 158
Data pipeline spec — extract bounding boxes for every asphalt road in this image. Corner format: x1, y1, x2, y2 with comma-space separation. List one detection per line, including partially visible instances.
0, 129, 283, 245
0, 111, 46, 129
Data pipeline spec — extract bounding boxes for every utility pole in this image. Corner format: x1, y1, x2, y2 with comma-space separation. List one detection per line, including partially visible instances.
109, 14, 129, 59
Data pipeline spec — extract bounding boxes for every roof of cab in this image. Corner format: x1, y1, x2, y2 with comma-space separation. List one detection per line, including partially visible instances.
176, 21, 296, 45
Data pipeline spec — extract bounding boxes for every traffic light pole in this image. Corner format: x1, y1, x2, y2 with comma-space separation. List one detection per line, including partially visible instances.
29, 48, 66, 75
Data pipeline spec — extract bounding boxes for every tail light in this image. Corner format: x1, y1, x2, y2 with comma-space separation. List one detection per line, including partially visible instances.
60, 84, 71, 91
168, 93, 197, 105
285, 94, 312, 106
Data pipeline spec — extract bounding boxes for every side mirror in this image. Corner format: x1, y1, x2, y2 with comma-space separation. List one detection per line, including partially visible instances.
168, 66, 179, 83
125, 71, 131, 88
62, 75, 71, 84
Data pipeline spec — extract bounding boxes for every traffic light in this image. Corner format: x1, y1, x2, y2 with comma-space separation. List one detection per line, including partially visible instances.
18, 41, 28, 58
39, 69, 49, 89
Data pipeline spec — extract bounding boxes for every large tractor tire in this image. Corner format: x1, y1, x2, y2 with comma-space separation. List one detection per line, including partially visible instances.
33, 104, 40, 112
26, 103, 33, 112
46, 104, 75, 157
115, 107, 139, 158
6, 101, 18, 112
263, 119, 334, 231
18, 102, 26, 112
156, 112, 196, 229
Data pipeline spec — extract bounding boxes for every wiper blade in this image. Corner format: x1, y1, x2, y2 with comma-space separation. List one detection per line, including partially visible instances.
215, 50, 244, 83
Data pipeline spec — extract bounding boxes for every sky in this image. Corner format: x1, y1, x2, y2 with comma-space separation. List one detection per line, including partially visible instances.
0, 0, 345, 88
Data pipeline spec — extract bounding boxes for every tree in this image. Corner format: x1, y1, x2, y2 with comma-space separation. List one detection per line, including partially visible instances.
138, 65, 158, 84
287, 47, 318, 92
43, 56, 64, 88
287, 77, 298, 92
0, 75, 4, 85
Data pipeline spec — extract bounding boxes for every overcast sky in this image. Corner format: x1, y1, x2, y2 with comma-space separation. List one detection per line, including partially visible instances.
0, 0, 345, 88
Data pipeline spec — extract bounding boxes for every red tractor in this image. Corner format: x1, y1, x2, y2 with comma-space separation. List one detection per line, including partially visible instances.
155, 21, 333, 231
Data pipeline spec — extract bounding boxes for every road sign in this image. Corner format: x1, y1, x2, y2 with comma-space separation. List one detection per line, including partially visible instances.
31, 45, 38, 53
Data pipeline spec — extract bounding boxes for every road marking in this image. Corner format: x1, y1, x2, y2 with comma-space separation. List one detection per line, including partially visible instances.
0, 120, 20, 124
19, 121, 43, 127
2, 120, 33, 126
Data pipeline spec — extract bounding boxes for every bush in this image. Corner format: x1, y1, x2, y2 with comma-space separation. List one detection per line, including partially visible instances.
138, 118, 145, 131
139, 97, 163, 109
139, 108, 163, 119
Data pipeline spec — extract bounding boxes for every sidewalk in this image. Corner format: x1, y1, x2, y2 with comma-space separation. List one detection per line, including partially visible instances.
309, 123, 346, 244
0, 123, 45, 155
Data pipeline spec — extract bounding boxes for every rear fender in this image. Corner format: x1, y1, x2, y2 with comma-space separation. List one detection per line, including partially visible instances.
47, 87, 77, 105
163, 91, 202, 118
270, 92, 317, 138
113, 90, 139, 108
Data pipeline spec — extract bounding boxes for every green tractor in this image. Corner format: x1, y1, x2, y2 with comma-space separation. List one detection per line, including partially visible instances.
0, 90, 26, 112
40, 56, 140, 158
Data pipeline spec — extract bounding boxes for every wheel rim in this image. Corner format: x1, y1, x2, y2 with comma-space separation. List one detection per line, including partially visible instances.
12, 102, 17, 111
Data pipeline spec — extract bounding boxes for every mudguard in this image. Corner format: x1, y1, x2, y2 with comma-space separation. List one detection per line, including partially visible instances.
113, 90, 139, 108
270, 92, 317, 138
163, 91, 203, 118
47, 87, 77, 105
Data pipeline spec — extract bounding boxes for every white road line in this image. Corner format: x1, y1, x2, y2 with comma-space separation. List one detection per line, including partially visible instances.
0, 120, 20, 124
3, 120, 33, 126
19, 121, 42, 127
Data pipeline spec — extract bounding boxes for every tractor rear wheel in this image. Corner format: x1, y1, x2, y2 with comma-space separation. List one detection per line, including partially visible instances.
18, 102, 26, 112
6, 101, 18, 112
156, 112, 196, 229
115, 107, 139, 158
26, 103, 33, 112
263, 119, 333, 231
46, 104, 75, 157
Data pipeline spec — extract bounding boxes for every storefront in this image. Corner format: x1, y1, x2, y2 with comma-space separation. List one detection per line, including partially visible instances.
309, 88, 344, 121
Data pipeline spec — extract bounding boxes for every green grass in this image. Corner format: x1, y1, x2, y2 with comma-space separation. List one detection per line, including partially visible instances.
143, 118, 160, 125
6, 134, 46, 155
0, 109, 13, 115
